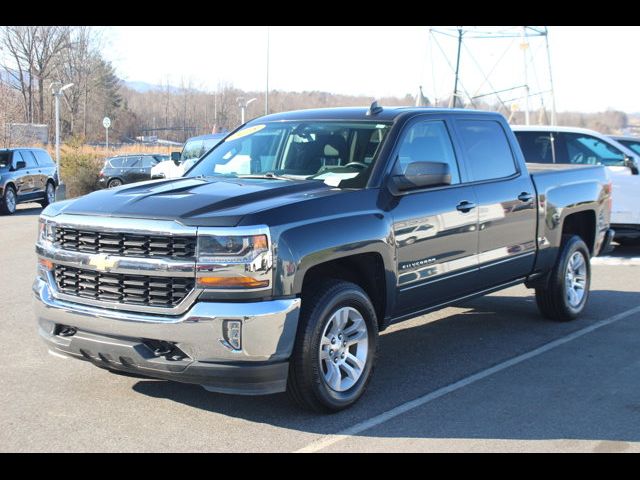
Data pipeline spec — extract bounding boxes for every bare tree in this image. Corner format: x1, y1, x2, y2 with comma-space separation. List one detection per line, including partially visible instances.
1, 26, 37, 122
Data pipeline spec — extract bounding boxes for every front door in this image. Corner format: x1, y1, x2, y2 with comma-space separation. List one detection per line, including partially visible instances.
391, 118, 480, 316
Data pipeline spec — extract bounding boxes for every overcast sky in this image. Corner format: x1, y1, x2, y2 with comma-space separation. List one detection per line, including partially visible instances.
103, 26, 640, 113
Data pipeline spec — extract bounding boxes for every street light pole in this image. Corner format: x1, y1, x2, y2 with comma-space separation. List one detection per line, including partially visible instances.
237, 97, 257, 125
50, 81, 74, 201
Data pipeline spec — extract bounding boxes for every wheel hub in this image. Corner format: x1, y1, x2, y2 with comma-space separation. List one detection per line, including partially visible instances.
565, 251, 587, 308
319, 306, 369, 392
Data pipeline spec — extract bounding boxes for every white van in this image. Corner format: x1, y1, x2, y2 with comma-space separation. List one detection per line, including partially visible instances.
151, 133, 225, 180
512, 125, 640, 245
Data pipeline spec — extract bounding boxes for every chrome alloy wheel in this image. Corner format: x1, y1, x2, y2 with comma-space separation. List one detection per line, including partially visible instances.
565, 251, 587, 307
46, 183, 55, 203
319, 306, 369, 392
5, 188, 16, 213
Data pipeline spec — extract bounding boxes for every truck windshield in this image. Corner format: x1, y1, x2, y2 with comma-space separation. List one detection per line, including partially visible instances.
187, 121, 391, 188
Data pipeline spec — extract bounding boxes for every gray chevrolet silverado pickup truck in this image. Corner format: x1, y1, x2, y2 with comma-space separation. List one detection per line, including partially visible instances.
34, 106, 613, 412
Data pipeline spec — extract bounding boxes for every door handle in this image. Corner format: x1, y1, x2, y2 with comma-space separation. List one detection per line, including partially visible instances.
456, 201, 476, 213
518, 192, 534, 203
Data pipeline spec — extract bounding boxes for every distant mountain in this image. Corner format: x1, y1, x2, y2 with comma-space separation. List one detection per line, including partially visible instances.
124, 80, 184, 94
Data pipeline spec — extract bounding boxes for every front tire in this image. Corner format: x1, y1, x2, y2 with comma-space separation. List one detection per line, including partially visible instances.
535, 235, 591, 321
1, 185, 17, 215
287, 280, 378, 412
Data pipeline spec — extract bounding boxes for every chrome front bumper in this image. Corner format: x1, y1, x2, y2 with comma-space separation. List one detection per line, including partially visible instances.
33, 277, 300, 395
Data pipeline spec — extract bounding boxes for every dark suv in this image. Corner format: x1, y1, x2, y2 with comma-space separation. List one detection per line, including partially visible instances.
0, 148, 58, 215
98, 154, 168, 188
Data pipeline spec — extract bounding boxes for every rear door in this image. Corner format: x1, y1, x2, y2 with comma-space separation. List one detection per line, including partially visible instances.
13, 151, 35, 197
123, 156, 142, 183
391, 117, 480, 315
137, 155, 157, 181
453, 118, 537, 288
26, 150, 46, 194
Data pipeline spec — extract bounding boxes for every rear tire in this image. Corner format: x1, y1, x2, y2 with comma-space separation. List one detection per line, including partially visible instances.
1, 185, 17, 215
39, 181, 56, 208
535, 235, 591, 321
108, 178, 123, 188
287, 280, 378, 413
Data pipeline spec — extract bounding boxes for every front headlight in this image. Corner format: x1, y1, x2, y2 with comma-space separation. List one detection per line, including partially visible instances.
196, 226, 272, 290
38, 218, 56, 245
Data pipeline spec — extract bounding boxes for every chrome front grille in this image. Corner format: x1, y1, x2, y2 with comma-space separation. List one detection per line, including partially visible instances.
54, 265, 195, 308
54, 227, 196, 259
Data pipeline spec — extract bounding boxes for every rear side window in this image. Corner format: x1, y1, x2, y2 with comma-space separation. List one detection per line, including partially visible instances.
33, 149, 54, 166
108, 157, 124, 168
395, 120, 461, 184
457, 120, 517, 181
514, 131, 555, 163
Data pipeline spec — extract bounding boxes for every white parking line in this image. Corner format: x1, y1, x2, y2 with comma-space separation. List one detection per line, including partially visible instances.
295, 304, 640, 453
591, 257, 640, 266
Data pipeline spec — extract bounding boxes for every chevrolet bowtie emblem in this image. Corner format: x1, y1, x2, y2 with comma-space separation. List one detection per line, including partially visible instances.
88, 253, 118, 272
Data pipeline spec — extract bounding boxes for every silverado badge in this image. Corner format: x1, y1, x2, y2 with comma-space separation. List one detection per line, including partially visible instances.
88, 253, 117, 272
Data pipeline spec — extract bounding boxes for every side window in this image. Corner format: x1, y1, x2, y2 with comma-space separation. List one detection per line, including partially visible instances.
395, 120, 461, 185
514, 131, 555, 164
108, 158, 123, 168
182, 141, 204, 161
13, 151, 25, 169
22, 150, 41, 168
140, 156, 156, 168
20, 150, 38, 168
561, 133, 626, 167
126, 156, 141, 168
33, 149, 54, 166
457, 120, 517, 182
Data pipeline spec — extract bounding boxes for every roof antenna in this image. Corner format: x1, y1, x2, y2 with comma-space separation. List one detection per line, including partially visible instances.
367, 100, 383, 116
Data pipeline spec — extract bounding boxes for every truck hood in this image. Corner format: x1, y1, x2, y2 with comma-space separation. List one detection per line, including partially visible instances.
54, 176, 339, 227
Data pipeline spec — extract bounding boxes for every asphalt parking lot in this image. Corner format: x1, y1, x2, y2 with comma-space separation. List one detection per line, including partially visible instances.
1, 203, 639, 452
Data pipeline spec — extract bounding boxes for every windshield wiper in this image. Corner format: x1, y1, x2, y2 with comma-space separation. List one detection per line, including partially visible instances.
237, 172, 295, 180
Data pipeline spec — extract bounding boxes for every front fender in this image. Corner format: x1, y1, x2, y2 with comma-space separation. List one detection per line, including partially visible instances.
272, 212, 395, 299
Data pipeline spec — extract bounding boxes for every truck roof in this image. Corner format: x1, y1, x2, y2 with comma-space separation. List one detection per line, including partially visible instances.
256, 106, 503, 123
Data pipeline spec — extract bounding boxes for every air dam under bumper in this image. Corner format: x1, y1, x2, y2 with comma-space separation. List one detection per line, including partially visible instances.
33, 277, 300, 395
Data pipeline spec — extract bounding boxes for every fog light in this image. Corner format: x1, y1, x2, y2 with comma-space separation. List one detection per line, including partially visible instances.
223, 320, 242, 350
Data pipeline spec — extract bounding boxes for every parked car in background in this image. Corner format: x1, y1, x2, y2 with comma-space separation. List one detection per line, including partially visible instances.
0, 147, 58, 215
512, 126, 640, 245
151, 133, 225, 179
609, 135, 640, 157
98, 153, 169, 188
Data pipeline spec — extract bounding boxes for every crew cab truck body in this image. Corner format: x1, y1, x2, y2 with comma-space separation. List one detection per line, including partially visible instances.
34, 107, 613, 412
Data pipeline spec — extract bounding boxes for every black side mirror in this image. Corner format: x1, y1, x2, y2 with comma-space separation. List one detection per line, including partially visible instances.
15, 160, 26, 170
624, 156, 639, 175
390, 161, 451, 193
171, 151, 181, 165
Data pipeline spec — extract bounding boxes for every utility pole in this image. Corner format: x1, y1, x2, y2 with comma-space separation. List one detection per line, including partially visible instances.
265, 26, 270, 116
50, 81, 74, 201
451, 27, 463, 108
544, 27, 557, 126
521, 27, 531, 125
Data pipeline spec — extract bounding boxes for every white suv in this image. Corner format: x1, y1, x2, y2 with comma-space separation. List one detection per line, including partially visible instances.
512, 125, 640, 245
